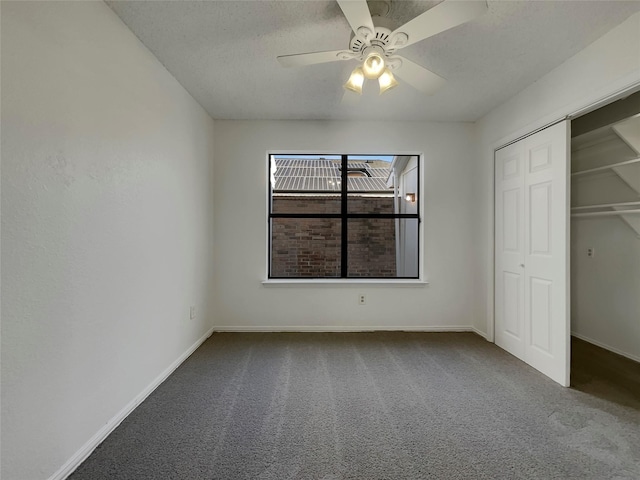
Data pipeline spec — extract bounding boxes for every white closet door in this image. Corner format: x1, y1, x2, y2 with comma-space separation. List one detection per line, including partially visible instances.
495, 121, 570, 387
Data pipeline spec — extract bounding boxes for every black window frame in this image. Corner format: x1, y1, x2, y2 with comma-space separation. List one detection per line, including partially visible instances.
268, 153, 421, 279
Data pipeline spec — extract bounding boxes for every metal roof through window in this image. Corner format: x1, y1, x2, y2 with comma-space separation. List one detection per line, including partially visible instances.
273, 157, 392, 192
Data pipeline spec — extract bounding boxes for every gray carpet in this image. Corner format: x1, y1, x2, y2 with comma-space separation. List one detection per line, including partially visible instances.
69, 332, 640, 479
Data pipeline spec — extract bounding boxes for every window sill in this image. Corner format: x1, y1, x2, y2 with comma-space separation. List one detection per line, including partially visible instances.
262, 279, 429, 287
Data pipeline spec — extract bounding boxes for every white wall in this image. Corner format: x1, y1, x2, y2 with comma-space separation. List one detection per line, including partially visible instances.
1, 3, 215, 479
474, 12, 640, 338
212, 120, 478, 330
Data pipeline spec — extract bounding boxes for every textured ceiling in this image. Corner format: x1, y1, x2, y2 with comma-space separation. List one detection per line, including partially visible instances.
107, 1, 640, 122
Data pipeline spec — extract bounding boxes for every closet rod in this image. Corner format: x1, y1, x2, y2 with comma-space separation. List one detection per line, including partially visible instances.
571, 209, 640, 218
572, 201, 640, 211
571, 157, 640, 176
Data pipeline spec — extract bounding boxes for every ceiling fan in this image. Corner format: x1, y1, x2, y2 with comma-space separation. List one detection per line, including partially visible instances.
277, 0, 487, 96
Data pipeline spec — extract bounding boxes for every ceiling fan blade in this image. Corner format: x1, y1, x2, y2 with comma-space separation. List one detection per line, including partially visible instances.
337, 0, 375, 39
393, 56, 446, 95
391, 0, 487, 49
277, 50, 354, 67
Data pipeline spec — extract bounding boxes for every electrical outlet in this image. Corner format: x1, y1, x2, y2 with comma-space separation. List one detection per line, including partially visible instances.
358, 294, 366, 305
587, 248, 595, 258
190, 306, 196, 319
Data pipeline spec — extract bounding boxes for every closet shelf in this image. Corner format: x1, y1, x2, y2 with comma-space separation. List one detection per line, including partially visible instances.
571, 157, 640, 176
572, 201, 640, 211
571, 209, 640, 218
571, 114, 640, 238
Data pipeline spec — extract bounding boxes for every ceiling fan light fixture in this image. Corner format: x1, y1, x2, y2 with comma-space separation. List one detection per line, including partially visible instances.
344, 66, 365, 94
362, 52, 385, 80
278, 0, 488, 97
378, 68, 398, 94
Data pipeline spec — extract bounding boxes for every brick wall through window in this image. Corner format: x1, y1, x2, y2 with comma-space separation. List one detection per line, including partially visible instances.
270, 195, 396, 277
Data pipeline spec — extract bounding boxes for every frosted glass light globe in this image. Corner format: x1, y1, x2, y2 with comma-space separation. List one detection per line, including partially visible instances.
344, 67, 365, 94
378, 68, 398, 94
362, 53, 385, 80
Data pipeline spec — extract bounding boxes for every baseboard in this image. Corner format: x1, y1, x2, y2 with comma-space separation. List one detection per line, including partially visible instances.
213, 325, 479, 333
470, 326, 489, 340
49, 326, 215, 480
571, 332, 640, 363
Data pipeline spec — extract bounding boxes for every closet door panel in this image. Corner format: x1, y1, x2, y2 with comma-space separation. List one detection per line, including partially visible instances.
529, 276, 552, 354
529, 182, 552, 256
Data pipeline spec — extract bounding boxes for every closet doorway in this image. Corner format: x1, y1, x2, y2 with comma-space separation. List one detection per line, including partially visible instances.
570, 92, 640, 405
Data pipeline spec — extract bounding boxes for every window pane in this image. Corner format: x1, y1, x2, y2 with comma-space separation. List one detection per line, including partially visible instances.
347, 155, 419, 214
271, 218, 341, 277
346, 156, 395, 213
347, 219, 419, 278
271, 156, 342, 214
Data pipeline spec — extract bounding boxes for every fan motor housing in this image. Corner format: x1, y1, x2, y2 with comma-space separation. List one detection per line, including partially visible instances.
349, 16, 399, 57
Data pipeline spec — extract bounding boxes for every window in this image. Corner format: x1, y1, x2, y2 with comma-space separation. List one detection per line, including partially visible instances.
268, 154, 420, 279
